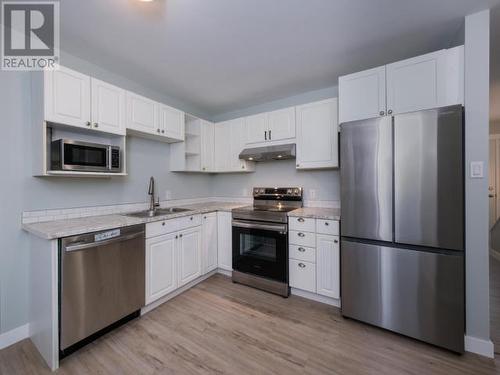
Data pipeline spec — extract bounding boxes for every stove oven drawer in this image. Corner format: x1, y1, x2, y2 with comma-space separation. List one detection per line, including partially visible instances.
289, 230, 316, 248
289, 217, 315, 232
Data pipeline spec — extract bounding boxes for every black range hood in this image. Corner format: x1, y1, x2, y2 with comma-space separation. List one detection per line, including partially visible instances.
238, 144, 296, 162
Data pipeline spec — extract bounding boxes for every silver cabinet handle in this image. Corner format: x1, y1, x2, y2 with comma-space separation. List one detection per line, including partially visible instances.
296, 164, 300, 167
162, 222, 165, 226
86, 121, 91, 127
297, 218, 305, 222
298, 263, 306, 268
94, 123, 99, 128
388, 109, 393, 115
179, 234, 183, 238
264, 131, 267, 140
161, 130, 165, 134
269, 130, 272, 140
175, 235, 178, 239
334, 239, 338, 244
190, 217, 193, 220
157, 129, 160, 133
203, 216, 207, 219
324, 222, 329, 226
379, 111, 385, 116
298, 247, 306, 252
298, 232, 305, 237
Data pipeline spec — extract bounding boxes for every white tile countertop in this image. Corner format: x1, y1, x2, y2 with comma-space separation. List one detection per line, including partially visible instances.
22, 202, 247, 240
288, 207, 341, 220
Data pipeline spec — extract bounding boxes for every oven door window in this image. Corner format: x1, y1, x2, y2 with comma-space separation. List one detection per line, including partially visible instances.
64, 144, 107, 167
232, 226, 287, 282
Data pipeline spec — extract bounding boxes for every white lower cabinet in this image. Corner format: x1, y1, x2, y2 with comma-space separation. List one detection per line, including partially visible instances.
177, 227, 202, 287
316, 234, 340, 299
202, 213, 218, 273
217, 211, 233, 271
146, 233, 177, 305
289, 217, 340, 301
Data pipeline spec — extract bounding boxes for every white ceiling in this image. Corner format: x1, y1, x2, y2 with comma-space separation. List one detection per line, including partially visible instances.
60, 0, 499, 119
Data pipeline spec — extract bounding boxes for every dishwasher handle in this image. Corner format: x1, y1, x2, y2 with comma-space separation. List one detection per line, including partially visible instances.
64, 231, 144, 252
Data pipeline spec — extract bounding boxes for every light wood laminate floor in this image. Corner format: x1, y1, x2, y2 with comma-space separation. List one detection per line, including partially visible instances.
1, 274, 498, 374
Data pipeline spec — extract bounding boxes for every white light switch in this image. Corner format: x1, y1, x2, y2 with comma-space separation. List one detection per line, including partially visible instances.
470, 161, 484, 179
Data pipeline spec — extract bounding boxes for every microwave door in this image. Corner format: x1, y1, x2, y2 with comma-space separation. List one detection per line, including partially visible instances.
63, 142, 109, 172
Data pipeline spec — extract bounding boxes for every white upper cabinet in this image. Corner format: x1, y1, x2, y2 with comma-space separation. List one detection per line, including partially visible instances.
245, 113, 268, 144
90, 78, 126, 135
296, 98, 338, 169
202, 213, 218, 274
386, 46, 464, 115
177, 226, 202, 287
214, 121, 231, 171
268, 107, 296, 142
339, 46, 464, 123
316, 234, 340, 299
214, 119, 255, 173
158, 104, 185, 142
338, 66, 386, 124
44, 66, 91, 129
126, 92, 158, 135
201, 120, 215, 172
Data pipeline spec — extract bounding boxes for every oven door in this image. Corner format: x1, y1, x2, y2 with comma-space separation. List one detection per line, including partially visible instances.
232, 220, 288, 282
62, 141, 110, 172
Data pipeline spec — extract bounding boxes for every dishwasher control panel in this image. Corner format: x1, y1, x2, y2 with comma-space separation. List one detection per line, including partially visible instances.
95, 229, 121, 242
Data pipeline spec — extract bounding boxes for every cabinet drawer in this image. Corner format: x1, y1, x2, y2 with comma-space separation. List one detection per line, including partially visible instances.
177, 214, 201, 230
146, 219, 177, 238
289, 259, 316, 293
289, 230, 316, 248
316, 220, 339, 235
289, 245, 316, 263
289, 217, 316, 232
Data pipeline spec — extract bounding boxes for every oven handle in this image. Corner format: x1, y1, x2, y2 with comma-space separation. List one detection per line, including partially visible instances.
232, 220, 287, 233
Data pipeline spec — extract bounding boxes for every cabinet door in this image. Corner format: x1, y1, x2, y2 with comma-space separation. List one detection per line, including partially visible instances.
214, 122, 231, 172
268, 107, 296, 142
202, 213, 218, 273
386, 50, 447, 115
217, 212, 233, 271
245, 113, 268, 144
90, 78, 126, 135
338, 66, 386, 123
229, 118, 248, 171
44, 66, 91, 128
159, 104, 184, 141
126, 92, 158, 135
296, 98, 338, 169
201, 121, 215, 172
177, 227, 202, 287
316, 234, 340, 299
146, 233, 177, 304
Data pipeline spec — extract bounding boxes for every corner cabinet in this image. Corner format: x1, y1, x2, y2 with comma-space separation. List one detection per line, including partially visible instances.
215, 119, 255, 173
339, 46, 464, 123
202, 213, 218, 273
296, 98, 339, 169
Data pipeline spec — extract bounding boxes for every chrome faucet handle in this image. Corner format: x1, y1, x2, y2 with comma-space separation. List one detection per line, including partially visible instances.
155, 196, 160, 208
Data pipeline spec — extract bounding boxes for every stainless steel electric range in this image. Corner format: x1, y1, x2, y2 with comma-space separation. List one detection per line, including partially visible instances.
231, 187, 303, 297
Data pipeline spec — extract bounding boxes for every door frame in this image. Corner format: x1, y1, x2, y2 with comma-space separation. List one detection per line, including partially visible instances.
489, 135, 500, 228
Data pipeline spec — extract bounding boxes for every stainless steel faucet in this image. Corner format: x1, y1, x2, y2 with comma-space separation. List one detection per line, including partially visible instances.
148, 176, 159, 212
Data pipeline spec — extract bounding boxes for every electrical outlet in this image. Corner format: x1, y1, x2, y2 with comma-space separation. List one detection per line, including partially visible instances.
309, 189, 317, 200
165, 190, 172, 200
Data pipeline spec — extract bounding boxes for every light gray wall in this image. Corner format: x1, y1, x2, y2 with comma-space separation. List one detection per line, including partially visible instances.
464, 9, 491, 349
212, 160, 339, 203
0, 55, 214, 334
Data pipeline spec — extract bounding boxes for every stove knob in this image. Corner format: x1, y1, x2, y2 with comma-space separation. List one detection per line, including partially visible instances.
287, 189, 292, 194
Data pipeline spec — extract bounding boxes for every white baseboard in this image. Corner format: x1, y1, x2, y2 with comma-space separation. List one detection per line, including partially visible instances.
290, 288, 341, 307
217, 268, 232, 277
0, 323, 30, 350
465, 335, 494, 358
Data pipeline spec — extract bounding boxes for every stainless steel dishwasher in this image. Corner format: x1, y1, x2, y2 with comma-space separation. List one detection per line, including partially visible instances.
60, 224, 145, 357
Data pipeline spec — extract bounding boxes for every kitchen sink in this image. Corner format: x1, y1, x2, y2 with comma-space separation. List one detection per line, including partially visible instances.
125, 207, 192, 218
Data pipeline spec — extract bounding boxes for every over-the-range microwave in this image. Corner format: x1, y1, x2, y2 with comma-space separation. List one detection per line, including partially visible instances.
50, 139, 121, 173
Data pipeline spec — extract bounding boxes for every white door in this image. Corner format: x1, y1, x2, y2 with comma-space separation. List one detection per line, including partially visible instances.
177, 227, 202, 287
229, 118, 248, 171
90, 78, 126, 135
145, 233, 177, 305
338, 65, 386, 123
386, 50, 446, 115
159, 104, 184, 141
490, 139, 497, 228
202, 213, 218, 273
44, 66, 91, 128
268, 107, 296, 142
316, 234, 340, 299
217, 212, 233, 271
126, 92, 158, 135
201, 121, 215, 172
214, 122, 231, 172
296, 98, 338, 169
245, 113, 268, 144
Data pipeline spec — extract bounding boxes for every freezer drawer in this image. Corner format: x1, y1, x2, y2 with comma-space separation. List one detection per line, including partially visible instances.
341, 240, 464, 353
340, 116, 393, 242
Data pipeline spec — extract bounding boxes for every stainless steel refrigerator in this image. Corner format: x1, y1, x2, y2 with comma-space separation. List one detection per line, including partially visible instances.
340, 105, 464, 353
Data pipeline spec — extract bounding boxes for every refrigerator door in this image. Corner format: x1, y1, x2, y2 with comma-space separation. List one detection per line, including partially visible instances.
341, 240, 464, 353
340, 116, 393, 242
394, 105, 464, 250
